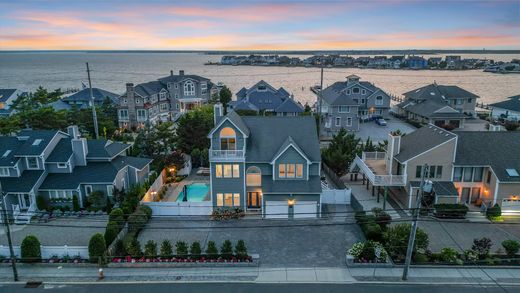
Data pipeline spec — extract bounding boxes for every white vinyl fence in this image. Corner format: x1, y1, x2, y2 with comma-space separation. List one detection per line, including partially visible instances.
142, 201, 213, 217
0, 245, 89, 259
321, 188, 351, 204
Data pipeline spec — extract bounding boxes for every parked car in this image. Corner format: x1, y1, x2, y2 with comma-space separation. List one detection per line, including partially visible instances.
376, 118, 387, 126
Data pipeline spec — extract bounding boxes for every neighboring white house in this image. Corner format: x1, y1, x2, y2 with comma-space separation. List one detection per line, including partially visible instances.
490, 95, 520, 121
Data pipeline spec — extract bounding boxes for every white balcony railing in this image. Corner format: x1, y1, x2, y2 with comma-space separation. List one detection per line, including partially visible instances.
361, 151, 387, 160
210, 150, 245, 159
351, 155, 406, 187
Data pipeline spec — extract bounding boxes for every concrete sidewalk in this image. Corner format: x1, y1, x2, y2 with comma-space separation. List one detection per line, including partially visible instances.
2, 265, 520, 285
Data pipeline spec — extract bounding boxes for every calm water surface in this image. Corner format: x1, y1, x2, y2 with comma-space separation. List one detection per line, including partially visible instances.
1, 52, 520, 105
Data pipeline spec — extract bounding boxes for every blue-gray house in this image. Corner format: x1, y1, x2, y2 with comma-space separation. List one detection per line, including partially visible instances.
228, 80, 304, 116
208, 104, 322, 219
0, 126, 152, 223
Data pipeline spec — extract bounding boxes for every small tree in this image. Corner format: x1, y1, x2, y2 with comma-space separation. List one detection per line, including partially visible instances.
502, 240, 520, 257
235, 240, 248, 260
109, 208, 125, 228
219, 86, 232, 114
176, 241, 188, 258
472, 237, 492, 259
104, 221, 121, 246
88, 233, 106, 263
126, 238, 142, 257
21, 235, 41, 263
383, 223, 429, 262
190, 241, 202, 259
206, 240, 218, 259
87, 190, 106, 211
160, 240, 173, 258
127, 209, 148, 232
144, 240, 157, 258
72, 195, 80, 212
220, 240, 233, 259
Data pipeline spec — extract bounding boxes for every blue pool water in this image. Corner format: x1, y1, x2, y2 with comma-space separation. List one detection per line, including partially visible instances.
177, 183, 209, 202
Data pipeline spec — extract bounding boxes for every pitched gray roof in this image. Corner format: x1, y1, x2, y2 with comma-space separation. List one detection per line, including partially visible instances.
134, 81, 166, 97
158, 74, 209, 84
454, 131, 520, 182
14, 130, 60, 156
0, 136, 23, 166
489, 95, 520, 112
275, 98, 304, 113
86, 140, 130, 159
241, 116, 320, 162
224, 111, 250, 137
233, 81, 298, 113
231, 99, 260, 112
399, 99, 463, 119
321, 78, 383, 106
47, 138, 73, 162
111, 156, 152, 170
0, 89, 18, 103
403, 84, 479, 101
0, 171, 44, 193
261, 175, 322, 194
271, 136, 309, 163
62, 88, 118, 104
394, 125, 457, 162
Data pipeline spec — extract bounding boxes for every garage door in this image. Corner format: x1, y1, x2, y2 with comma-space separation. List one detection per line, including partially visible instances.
502, 198, 520, 212
265, 201, 288, 219
294, 202, 318, 218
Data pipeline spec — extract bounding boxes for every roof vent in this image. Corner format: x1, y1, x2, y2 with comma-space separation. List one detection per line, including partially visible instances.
2, 150, 11, 158
430, 92, 435, 95
32, 139, 43, 146
506, 169, 519, 177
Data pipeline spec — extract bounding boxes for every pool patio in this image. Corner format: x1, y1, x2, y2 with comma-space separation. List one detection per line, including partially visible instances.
162, 170, 210, 202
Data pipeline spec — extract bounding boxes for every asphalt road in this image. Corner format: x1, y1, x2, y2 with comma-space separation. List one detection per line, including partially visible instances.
0, 283, 517, 293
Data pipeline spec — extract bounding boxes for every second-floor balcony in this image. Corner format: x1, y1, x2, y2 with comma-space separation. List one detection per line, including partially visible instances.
350, 151, 406, 187
210, 150, 245, 160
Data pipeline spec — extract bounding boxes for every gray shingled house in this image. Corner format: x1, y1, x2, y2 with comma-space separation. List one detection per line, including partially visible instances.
0, 126, 152, 223
319, 75, 391, 136
60, 88, 119, 109
229, 80, 304, 116
208, 104, 322, 219
350, 124, 520, 212
396, 83, 479, 129
490, 94, 520, 121
118, 70, 215, 129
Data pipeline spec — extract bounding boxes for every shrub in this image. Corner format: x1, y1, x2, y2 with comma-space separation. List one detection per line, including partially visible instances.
109, 208, 125, 228
190, 241, 202, 259
383, 223, 429, 262
175, 241, 188, 258
144, 240, 157, 258
87, 190, 106, 211
160, 240, 173, 258
126, 238, 142, 257
72, 195, 80, 212
220, 240, 233, 259
21, 235, 41, 263
502, 240, 520, 257
114, 240, 125, 257
359, 240, 376, 261
88, 233, 106, 263
127, 210, 148, 232
433, 204, 468, 219
463, 249, 478, 263
137, 205, 153, 219
472, 237, 492, 259
235, 240, 248, 260
206, 241, 218, 259
348, 241, 387, 263
36, 195, 47, 211
363, 223, 383, 242
354, 211, 367, 224
414, 253, 429, 264
440, 247, 460, 264
104, 221, 121, 246
372, 208, 392, 230
486, 204, 501, 219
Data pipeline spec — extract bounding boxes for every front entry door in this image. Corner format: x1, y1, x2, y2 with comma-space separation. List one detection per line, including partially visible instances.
461, 188, 471, 204
247, 192, 261, 209
18, 194, 31, 210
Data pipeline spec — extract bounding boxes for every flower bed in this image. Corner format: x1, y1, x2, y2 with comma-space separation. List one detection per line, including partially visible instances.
346, 241, 391, 266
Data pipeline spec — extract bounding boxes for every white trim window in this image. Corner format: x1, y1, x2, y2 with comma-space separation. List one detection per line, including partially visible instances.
296, 164, 303, 178
159, 92, 166, 100
246, 166, 261, 186
201, 82, 207, 95
346, 117, 353, 127
0, 167, 9, 177
335, 117, 341, 127
184, 81, 195, 96
216, 193, 240, 207
26, 157, 39, 169
375, 96, 384, 106
137, 109, 147, 121
216, 164, 240, 178
49, 190, 73, 199
57, 162, 67, 168
119, 109, 129, 120
339, 106, 350, 113
85, 185, 93, 196
160, 103, 168, 111
107, 185, 115, 197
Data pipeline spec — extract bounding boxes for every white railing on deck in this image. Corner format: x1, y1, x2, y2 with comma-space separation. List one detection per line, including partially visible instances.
352, 156, 406, 187
210, 150, 245, 159
362, 151, 386, 160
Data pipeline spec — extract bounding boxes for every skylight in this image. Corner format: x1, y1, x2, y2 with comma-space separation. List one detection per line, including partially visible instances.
32, 139, 43, 146
2, 150, 11, 158
430, 92, 436, 95
506, 169, 519, 177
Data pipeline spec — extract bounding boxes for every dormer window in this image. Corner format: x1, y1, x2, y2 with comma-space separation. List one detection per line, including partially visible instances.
353, 87, 360, 94
220, 127, 236, 150
26, 157, 38, 169
159, 92, 166, 100
184, 81, 195, 96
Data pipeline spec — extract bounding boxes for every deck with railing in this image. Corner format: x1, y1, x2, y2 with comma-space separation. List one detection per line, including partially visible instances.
209, 150, 245, 160
351, 152, 406, 187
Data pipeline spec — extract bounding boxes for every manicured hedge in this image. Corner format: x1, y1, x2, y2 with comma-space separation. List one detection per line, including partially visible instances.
88, 233, 106, 263
21, 235, 41, 263
434, 204, 468, 219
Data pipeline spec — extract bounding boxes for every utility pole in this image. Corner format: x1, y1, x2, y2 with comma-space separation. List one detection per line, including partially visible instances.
86, 62, 99, 139
1, 188, 19, 281
402, 164, 431, 280
317, 57, 324, 135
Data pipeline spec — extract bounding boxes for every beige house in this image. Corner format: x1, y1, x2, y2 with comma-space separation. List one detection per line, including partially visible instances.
351, 125, 520, 212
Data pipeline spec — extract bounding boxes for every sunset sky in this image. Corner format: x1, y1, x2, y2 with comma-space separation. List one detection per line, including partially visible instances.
1, 0, 519, 50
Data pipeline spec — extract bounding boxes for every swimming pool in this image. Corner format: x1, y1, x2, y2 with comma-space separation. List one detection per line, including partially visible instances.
177, 183, 210, 202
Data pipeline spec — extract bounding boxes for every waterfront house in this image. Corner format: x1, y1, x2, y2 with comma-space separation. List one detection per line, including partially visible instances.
229, 80, 304, 116
490, 95, 520, 121
396, 83, 479, 128
406, 56, 428, 69
350, 124, 520, 212
0, 125, 152, 223
118, 70, 215, 129
0, 89, 26, 117
319, 75, 391, 136
389, 56, 405, 69
208, 104, 322, 218
61, 88, 119, 109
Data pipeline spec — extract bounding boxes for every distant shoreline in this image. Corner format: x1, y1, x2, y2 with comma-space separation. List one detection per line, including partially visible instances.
1, 49, 520, 55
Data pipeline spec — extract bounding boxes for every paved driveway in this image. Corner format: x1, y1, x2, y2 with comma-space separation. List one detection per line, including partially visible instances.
357, 117, 416, 142
138, 208, 363, 267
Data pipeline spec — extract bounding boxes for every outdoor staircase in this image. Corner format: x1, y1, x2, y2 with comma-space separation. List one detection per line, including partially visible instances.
465, 211, 489, 223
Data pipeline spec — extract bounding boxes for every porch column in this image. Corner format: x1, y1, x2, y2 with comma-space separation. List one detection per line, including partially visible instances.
372, 186, 375, 197
377, 187, 380, 203
383, 187, 388, 210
